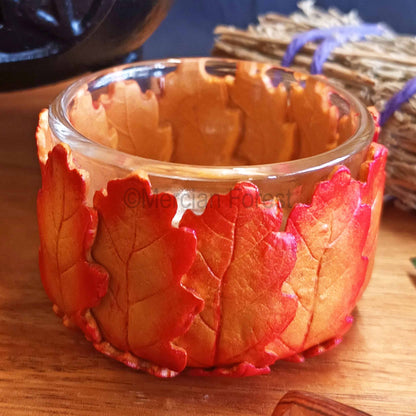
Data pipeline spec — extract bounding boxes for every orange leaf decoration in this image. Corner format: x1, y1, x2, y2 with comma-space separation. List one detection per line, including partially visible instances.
35, 65, 388, 377
36, 109, 54, 166
367, 106, 380, 143
158, 60, 241, 165
176, 182, 297, 371
70, 87, 118, 149
91, 175, 204, 372
37, 141, 109, 341
230, 62, 297, 164
280, 167, 371, 353
338, 112, 358, 145
99, 81, 173, 160
358, 142, 387, 299
187, 362, 270, 377
289, 78, 339, 158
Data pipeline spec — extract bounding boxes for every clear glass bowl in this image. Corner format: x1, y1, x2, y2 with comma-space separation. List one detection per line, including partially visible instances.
48, 57, 374, 218
37, 58, 386, 377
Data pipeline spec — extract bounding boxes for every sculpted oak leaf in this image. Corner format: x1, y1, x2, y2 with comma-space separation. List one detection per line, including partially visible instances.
99, 81, 173, 160
284, 146, 387, 363
187, 362, 270, 377
69, 86, 118, 149
91, 175, 204, 372
36, 109, 53, 166
158, 59, 241, 165
230, 62, 297, 164
357, 142, 387, 299
37, 141, 109, 341
338, 111, 357, 145
176, 182, 297, 372
289, 77, 340, 158
367, 106, 381, 143
279, 167, 371, 353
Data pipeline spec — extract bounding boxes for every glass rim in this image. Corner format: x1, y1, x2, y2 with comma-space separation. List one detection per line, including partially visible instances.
48, 57, 375, 181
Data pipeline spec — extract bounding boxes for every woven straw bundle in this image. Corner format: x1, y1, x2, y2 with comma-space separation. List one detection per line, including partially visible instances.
213, 0, 416, 210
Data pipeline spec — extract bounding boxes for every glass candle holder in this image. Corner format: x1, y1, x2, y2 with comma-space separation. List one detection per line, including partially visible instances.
36, 58, 387, 377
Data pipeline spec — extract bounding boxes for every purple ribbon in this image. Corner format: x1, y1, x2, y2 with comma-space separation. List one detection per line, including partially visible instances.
282, 24, 385, 74
380, 77, 416, 126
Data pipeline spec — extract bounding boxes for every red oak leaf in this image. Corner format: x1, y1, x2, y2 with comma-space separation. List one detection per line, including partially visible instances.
358, 142, 387, 300
158, 59, 241, 165
280, 167, 371, 353
99, 81, 173, 160
367, 106, 381, 143
91, 175, 204, 372
94, 341, 180, 378
187, 362, 271, 377
69, 86, 118, 149
229, 61, 297, 164
284, 316, 353, 363
176, 182, 297, 370
338, 111, 358, 145
288, 78, 340, 158
36, 109, 54, 167
37, 141, 109, 342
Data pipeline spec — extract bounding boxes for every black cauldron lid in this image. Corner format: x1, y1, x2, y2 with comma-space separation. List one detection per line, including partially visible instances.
0, 0, 172, 91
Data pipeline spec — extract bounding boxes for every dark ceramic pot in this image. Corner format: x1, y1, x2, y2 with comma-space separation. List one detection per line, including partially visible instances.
0, 0, 172, 90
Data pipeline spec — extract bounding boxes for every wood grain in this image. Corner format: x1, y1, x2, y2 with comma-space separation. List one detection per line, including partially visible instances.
0, 81, 415, 416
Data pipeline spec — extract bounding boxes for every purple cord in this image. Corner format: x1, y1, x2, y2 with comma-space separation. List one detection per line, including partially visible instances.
282, 23, 416, 125
282, 24, 385, 74
310, 36, 343, 74
380, 77, 416, 126
311, 24, 385, 74
282, 27, 334, 67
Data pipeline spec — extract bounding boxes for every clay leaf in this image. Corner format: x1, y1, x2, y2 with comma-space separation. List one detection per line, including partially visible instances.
69, 86, 118, 149
176, 182, 297, 370
230, 62, 297, 164
92, 175, 204, 372
187, 362, 271, 377
100, 81, 173, 160
280, 167, 371, 353
289, 77, 340, 158
37, 142, 109, 341
338, 111, 357, 145
367, 106, 381, 143
358, 142, 387, 299
158, 60, 241, 165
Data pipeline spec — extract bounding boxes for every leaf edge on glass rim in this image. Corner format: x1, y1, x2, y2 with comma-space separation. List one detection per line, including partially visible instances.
98, 81, 173, 160
158, 59, 242, 165
367, 106, 380, 143
36, 114, 109, 342
36, 109, 53, 167
229, 61, 297, 164
69, 85, 119, 149
357, 142, 388, 300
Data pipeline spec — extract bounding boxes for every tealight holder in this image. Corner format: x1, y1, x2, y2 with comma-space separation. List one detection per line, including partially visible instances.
36, 58, 387, 377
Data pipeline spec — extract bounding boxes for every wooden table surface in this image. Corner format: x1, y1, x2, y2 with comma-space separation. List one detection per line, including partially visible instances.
1, 81, 416, 416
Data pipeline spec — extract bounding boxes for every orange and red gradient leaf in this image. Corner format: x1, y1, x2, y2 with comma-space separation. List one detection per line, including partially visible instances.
92, 175, 203, 372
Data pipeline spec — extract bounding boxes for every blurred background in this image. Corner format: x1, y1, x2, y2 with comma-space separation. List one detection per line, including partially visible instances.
143, 0, 416, 59
1, 0, 414, 90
